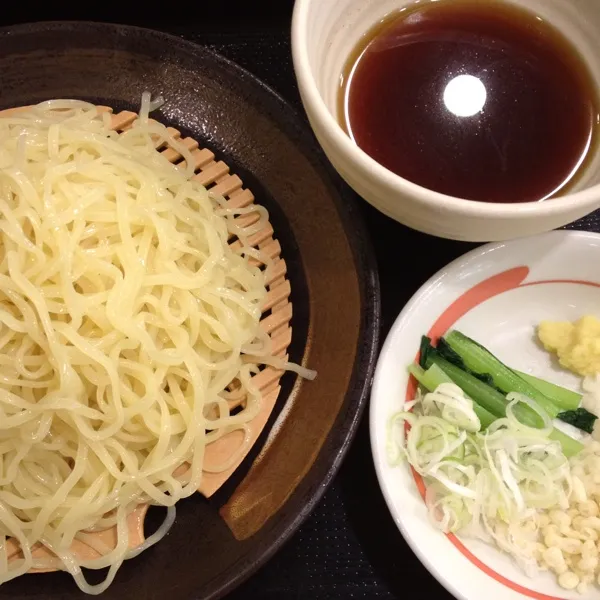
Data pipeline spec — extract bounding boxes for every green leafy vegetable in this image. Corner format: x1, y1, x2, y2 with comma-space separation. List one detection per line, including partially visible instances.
418, 335, 433, 369
408, 363, 496, 429
444, 330, 598, 434
410, 332, 589, 455
557, 408, 598, 434
414, 340, 583, 456
436, 337, 498, 389
420, 354, 582, 456
424, 353, 513, 420
514, 370, 581, 412
444, 331, 559, 416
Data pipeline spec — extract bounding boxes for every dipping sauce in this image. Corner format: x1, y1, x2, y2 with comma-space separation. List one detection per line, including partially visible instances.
339, 0, 599, 203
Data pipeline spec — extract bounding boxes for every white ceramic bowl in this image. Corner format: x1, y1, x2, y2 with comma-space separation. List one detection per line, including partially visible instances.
291, 0, 600, 242
370, 229, 600, 600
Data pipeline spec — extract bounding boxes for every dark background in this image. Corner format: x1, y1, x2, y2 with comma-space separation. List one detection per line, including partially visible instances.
0, 1, 553, 598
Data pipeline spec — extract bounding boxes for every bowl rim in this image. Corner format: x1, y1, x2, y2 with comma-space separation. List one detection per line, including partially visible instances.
291, 0, 600, 218
0, 19, 382, 600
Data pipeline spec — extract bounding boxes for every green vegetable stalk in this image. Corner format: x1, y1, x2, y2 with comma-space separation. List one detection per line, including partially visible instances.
514, 370, 582, 411
408, 363, 496, 429
412, 337, 584, 457
444, 331, 597, 434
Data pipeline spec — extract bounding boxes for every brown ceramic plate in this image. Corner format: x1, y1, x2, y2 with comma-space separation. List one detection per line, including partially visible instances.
0, 21, 380, 600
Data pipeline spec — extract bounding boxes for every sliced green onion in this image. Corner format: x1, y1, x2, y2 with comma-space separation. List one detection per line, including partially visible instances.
387, 381, 576, 572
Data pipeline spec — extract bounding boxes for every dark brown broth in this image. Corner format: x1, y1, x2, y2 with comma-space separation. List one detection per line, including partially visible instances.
339, 0, 599, 203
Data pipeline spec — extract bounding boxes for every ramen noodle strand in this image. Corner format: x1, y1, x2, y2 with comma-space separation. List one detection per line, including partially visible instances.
0, 97, 314, 594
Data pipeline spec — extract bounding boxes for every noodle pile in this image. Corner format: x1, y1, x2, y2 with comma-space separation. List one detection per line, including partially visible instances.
0, 97, 286, 593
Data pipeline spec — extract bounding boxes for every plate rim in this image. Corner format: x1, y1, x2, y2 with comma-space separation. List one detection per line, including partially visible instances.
0, 20, 382, 600
369, 229, 600, 600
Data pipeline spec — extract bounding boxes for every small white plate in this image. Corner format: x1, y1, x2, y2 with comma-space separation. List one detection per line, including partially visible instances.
370, 230, 600, 600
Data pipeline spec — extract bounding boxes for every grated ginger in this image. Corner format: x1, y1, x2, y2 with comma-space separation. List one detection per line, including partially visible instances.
538, 316, 600, 377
